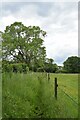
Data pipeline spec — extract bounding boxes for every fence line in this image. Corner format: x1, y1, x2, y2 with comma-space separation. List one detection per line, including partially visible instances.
58, 87, 78, 106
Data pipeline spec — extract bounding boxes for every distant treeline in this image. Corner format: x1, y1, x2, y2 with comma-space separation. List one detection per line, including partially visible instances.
2, 56, 80, 73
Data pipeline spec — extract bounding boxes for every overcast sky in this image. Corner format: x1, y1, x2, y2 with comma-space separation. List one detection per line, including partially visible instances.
0, 1, 78, 65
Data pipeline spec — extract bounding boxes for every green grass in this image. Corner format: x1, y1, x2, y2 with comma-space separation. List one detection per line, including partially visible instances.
2, 72, 78, 118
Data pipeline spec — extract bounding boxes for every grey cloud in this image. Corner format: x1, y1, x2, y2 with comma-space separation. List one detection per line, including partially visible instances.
54, 50, 78, 65
1, 2, 53, 17
2, 2, 27, 16
41, 3, 77, 28
54, 56, 66, 65
34, 3, 54, 17
1, 0, 79, 2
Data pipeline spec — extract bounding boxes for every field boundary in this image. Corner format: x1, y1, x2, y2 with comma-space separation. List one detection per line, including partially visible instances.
58, 87, 78, 106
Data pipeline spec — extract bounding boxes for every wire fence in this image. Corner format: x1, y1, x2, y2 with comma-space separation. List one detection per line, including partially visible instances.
58, 86, 78, 106
46, 73, 78, 107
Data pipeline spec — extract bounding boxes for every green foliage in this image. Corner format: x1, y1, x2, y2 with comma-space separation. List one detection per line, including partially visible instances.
2, 73, 78, 118
2, 63, 29, 73
2, 22, 46, 69
63, 56, 80, 73
44, 58, 58, 73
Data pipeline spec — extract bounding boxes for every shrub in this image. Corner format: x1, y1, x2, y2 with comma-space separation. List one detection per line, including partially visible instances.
2, 63, 29, 73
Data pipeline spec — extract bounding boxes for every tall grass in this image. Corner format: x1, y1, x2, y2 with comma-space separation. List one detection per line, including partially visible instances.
2, 72, 78, 118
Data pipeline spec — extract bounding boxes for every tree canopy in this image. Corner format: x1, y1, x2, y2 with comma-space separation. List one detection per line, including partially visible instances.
44, 58, 58, 73
2, 22, 47, 69
63, 56, 80, 73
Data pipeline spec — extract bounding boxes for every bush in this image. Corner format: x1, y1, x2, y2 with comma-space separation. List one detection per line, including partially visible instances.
2, 63, 29, 73
2, 63, 12, 72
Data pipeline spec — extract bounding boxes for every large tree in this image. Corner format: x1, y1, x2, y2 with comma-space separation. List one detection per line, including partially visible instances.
63, 56, 80, 73
2, 22, 46, 68
44, 58, 58, 73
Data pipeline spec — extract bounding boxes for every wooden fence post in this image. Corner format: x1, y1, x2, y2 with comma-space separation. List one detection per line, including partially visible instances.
54, 77, 58, 99
48, 73, 50, 81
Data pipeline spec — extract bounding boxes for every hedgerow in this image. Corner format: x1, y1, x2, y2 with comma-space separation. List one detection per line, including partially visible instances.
2, 63, 29, 73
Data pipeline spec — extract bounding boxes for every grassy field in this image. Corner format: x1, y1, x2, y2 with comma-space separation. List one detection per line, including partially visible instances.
2, 72, 78, 118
